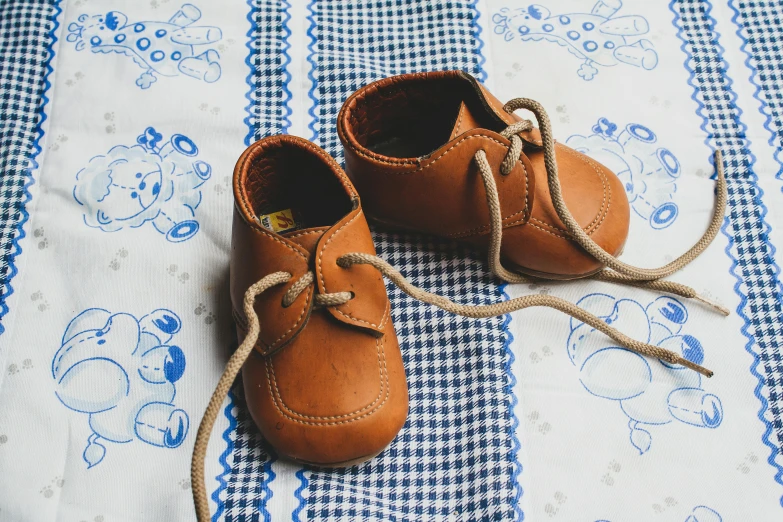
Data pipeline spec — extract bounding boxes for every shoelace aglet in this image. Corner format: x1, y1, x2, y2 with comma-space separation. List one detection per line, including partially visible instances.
677, 357, 714, 378
694, 294, 730, 317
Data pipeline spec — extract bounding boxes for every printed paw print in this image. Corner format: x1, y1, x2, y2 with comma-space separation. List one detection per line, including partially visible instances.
544, 491, 567, 517
7, 364, 18, 375
179, 272, 190, 284
109, 248, 129, 271
178, 479, 191, 490
527, 410, 552, 435
217, 38, 236, 53
652, 496, 678, 514
504, 62, 523, 80
22, 359, 33, 370
64, 71, 85, 87
31, 290, 50, 311
49, 134, 68, 152
167, 264, 179, 276
198, 102, 222, 116
529, 345, 553, 364
555, 105, 570, 124
737, 452, 759, 474
601, 460, 621, 486
527, 283, 551, 295
214, 176, 231, 194
195, 304, 217, 325
0, 434, 7, 444
104, 112, 115, 134
39, 477, 65, 498
34, 227, 49, 250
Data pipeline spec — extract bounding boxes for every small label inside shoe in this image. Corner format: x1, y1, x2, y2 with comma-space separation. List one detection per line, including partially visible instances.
257, 209, 299, 233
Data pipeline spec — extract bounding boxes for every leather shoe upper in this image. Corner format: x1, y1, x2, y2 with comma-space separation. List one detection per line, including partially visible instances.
337, 70, 630, 278
231, 135, 408, 465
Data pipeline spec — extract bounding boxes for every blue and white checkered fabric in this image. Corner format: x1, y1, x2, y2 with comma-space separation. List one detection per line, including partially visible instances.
673, 0, 783, 455
219, 1, 292, 520
291, 1, 519, 520
730, 0, 783, 177
0, 0, 58, 329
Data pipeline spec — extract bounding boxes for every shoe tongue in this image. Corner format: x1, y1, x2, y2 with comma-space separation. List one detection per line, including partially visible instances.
282, 226, 329, 256
449, 101, 486, 141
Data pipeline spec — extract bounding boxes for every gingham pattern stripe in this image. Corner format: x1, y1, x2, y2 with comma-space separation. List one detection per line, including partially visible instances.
220, 1, 291, 519
244, 0, 292, 144
731, 0, 783, 174
299, 1, 517, 520
674, 0, 783, 452
222, 392, 275, 521
0, 0, 58, 326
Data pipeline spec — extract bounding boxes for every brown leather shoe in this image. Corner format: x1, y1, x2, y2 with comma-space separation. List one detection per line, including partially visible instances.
337, 70, 631, 279
229, 135, 408, 466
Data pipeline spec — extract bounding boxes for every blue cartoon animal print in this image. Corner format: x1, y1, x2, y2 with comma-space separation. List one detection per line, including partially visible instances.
492, 1, 658, 80
568, 294, 723, 455
567, 119, 680, 230
52, 308, 189, 468
596, 505, 722, 522
685, 506, 722, 522
73, 127, 211, 243
66, 4, 222, 89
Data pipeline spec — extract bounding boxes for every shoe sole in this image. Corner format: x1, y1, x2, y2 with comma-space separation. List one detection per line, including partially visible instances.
366, 215, 613, 281
285, 447, 386, 469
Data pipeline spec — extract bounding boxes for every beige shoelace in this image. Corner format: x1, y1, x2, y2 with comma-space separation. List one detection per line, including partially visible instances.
477, 98, 729, 315
192, 258, 713, 521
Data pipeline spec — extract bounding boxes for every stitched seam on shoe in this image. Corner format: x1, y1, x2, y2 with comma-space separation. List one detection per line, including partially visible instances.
284, 229, 328, 240
243, 221, 308, 261
265, 330, 390, 425
318, 209, 385, 329
345, 134, 507, 170
558, 145, 609, 234
450, 103, 466, 140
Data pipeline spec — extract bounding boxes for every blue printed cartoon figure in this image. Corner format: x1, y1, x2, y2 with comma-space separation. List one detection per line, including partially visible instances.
52, 309, 189, 468
596, 505, 722, 522
73, 127, 211, 243
492, 1, 658, 80
568, 294, 723, 454
567, 119, 680, 230
66, 4, 221, 89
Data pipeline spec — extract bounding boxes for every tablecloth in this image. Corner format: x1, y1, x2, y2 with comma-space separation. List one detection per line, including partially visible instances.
1, 0, 782, 520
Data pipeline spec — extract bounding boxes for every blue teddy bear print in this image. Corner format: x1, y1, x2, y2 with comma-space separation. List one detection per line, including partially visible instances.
596, 505, 722, 522
66, 3, 222, 89
73, 127, 211, 243
52, 308, 189, 468
568, 294, 723, 455
492, 0, 658, 80
567, 118, 680, 230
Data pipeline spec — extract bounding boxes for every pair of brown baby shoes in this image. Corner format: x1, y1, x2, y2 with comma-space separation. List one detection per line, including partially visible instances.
191, 70, 727, 520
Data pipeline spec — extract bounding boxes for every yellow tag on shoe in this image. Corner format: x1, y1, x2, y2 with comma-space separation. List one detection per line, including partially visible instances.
257, 209, 299, 233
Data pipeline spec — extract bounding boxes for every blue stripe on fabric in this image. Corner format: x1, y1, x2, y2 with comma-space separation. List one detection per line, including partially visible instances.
671, 0, 783, 501
0, 0, 61, 334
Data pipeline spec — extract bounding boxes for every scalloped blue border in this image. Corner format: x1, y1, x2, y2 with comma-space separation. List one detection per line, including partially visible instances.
211, 0, 294, 516
242, 0, 293, 146
500, 284, 524, 521
291, 468, 309, 522
0, 0, 61, 335
670, 0, 783, 501
726, 0, 783, 181
211, 391, 238, 521
305, 0, 320, 142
